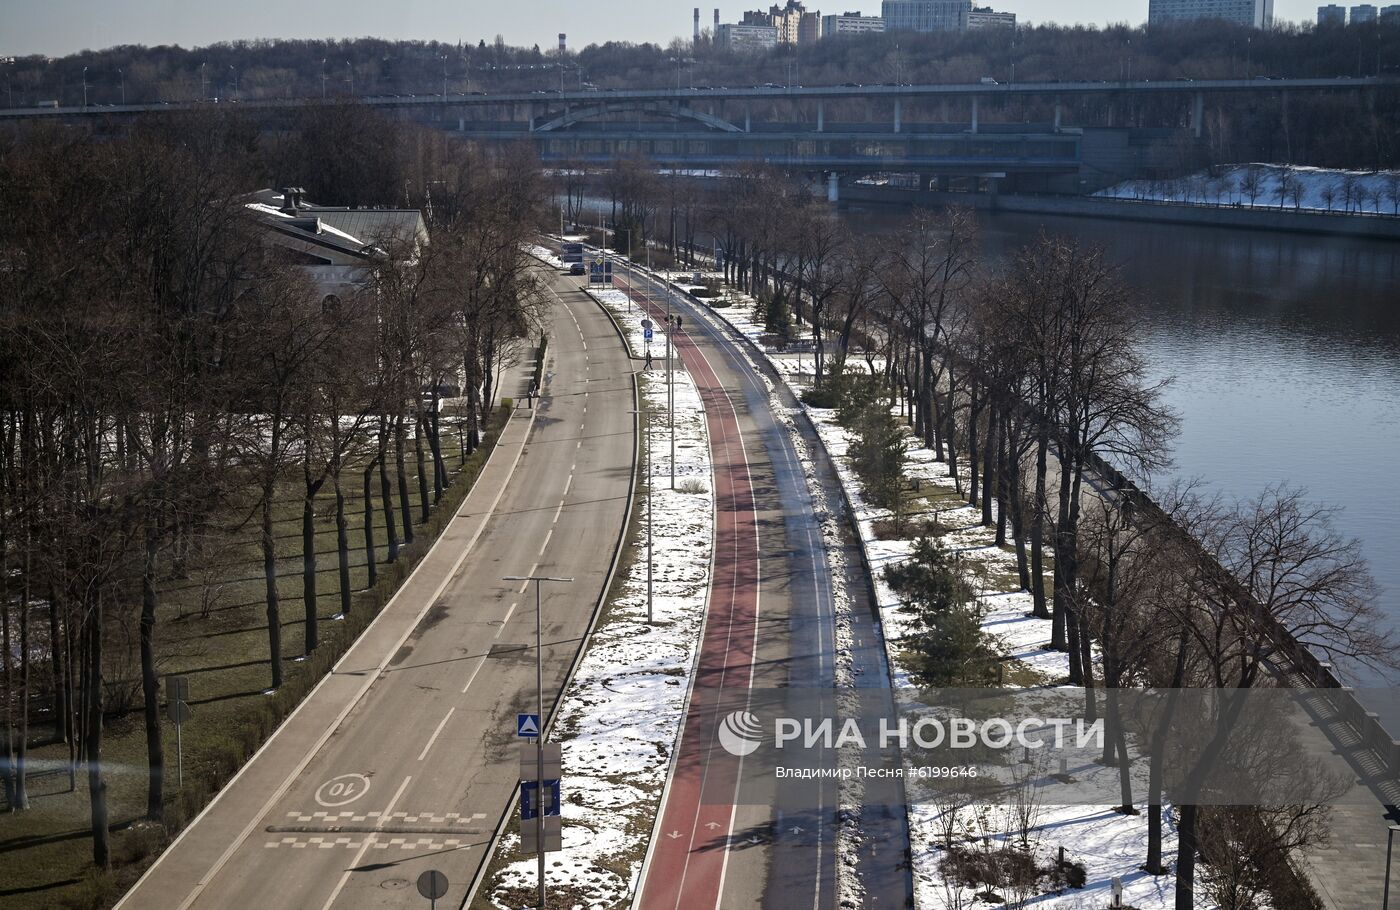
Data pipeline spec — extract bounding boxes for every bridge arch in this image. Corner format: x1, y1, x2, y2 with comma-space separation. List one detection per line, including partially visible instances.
534, 100, 743, 133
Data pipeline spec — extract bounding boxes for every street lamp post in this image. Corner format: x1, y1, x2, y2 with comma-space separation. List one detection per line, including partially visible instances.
199, 62, 206, 101
346, 61, 353, 96
321, 58, 327, 99
626, 409, 654, 623
666, 282, 675, 489
1384, 824, 1400, 910
118, 68, 124, 104
501, 574, 573, 910
81, 66, 88, 108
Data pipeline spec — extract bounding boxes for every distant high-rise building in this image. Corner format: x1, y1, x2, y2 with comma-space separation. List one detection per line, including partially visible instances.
742, 1, 821, 43
558, 33, 567, 53
695, 7, 702, 43
1381, 4, 1400, 20
962, 6, 1015, 28
881, 0, 971, 32
1147, 0, 1274, 27
822, 10, 885, 35
1351, 3, 1378, 21
1318, 3, 1348, 23
717, 22, 781, 49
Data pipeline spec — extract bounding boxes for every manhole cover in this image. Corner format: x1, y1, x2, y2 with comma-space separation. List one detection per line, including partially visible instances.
380, 878, 410, 891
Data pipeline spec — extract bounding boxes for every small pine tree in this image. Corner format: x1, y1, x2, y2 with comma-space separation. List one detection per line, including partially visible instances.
767, 293, 792, 337
850, 404, 907, 521
884, 536, 1000, 687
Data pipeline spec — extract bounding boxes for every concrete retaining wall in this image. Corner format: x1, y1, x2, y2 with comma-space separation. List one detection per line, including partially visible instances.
843, 185, 1400, 241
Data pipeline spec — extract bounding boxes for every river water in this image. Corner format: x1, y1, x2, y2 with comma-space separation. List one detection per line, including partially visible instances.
866, 208, 1400, 686
577, 195, 1400, 684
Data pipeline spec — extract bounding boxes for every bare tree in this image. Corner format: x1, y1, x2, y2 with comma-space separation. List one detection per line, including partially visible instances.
1171, 485, 1393, 909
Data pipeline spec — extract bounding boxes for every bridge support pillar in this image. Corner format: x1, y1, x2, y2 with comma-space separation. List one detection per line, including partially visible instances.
817, 100, 824, 132
971, 97, 979, 133
458, 117, 465, 131
1192, 91, 1204, 139
745, 103, 751, 132
894, 98, 902, 133
1053, 98, 1062, 132
827, 172, 839, 203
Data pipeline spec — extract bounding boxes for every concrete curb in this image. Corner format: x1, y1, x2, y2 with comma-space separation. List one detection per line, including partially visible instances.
460, 274, 642, 910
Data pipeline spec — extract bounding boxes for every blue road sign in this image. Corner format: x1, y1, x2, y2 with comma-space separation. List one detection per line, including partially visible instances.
641, 318, 653, 329
644, 328, 654, 341
520, 779, 562, 820
516, 714, 541, 737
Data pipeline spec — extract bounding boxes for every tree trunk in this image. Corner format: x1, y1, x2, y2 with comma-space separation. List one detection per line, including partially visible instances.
1, 527, 15, 811
944, 378, 961, 496
84, 591, 110, 869
1175, 803, 1198, 910
362, 457, 379, 588
378, 419, 399, 560
1052, 458, 1073, 653
1109, 689, 1133, 813
141, 518, 163, 821
967, 386, 981, 508
394, 415, 414, 545
1030, 430, 1050, 619
983, 404, 999, 529
16, 542, 29, 811
49, 592, 68, 746
1147, 627, 1190, 875
413, 409, 430, 523
262, 483, 283, 690
334, 467, 351, 618
302, 479, 319, 656
428, 389, 446, 501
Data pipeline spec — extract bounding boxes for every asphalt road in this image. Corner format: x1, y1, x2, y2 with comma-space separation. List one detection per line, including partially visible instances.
114, 270, 635, 910
611, 264, 913, 910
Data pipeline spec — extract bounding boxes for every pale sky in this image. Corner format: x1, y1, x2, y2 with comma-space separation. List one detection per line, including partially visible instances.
0, 0, 1324, 58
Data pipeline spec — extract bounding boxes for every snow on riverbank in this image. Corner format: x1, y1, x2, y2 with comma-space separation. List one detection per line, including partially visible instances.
1096, 163, 1400, 215
485, 291, 714, 909
682, 277, 1201, 909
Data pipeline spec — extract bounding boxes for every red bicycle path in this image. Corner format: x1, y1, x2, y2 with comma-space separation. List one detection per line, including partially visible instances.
621, 284, 762, 910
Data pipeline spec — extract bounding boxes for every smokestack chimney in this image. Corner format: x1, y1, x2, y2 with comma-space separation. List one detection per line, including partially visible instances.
714, 8, 720, 30
694, 7, 701, 43
558, 32, 566, 53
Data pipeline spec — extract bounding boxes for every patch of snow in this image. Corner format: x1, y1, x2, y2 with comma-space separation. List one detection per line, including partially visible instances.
688, 276, 1206, 910
1096, 163, 1400, 215
485, 287, 714, 910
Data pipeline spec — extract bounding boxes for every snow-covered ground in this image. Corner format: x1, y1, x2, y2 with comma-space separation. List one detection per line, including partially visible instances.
524, 243, 568, 269
680, 274, 1202, 910
594, 274, 873, 905
484, 290, 715, 909
1096, 163, 1400, 215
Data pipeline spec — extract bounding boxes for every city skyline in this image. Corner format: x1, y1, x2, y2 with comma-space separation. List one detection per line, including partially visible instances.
0, 0, 1348, 58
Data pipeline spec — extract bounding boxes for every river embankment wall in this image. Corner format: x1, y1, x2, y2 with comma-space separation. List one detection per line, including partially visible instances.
842, 185, 1400, 241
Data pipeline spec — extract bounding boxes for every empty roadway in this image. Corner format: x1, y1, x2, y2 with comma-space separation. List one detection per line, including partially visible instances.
114, 269, 635, 910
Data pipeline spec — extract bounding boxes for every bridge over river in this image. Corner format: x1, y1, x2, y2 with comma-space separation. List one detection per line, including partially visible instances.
4, 77, 1394, 195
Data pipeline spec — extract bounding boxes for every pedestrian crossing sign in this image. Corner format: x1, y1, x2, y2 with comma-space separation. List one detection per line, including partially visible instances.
517, 714, 541, 737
